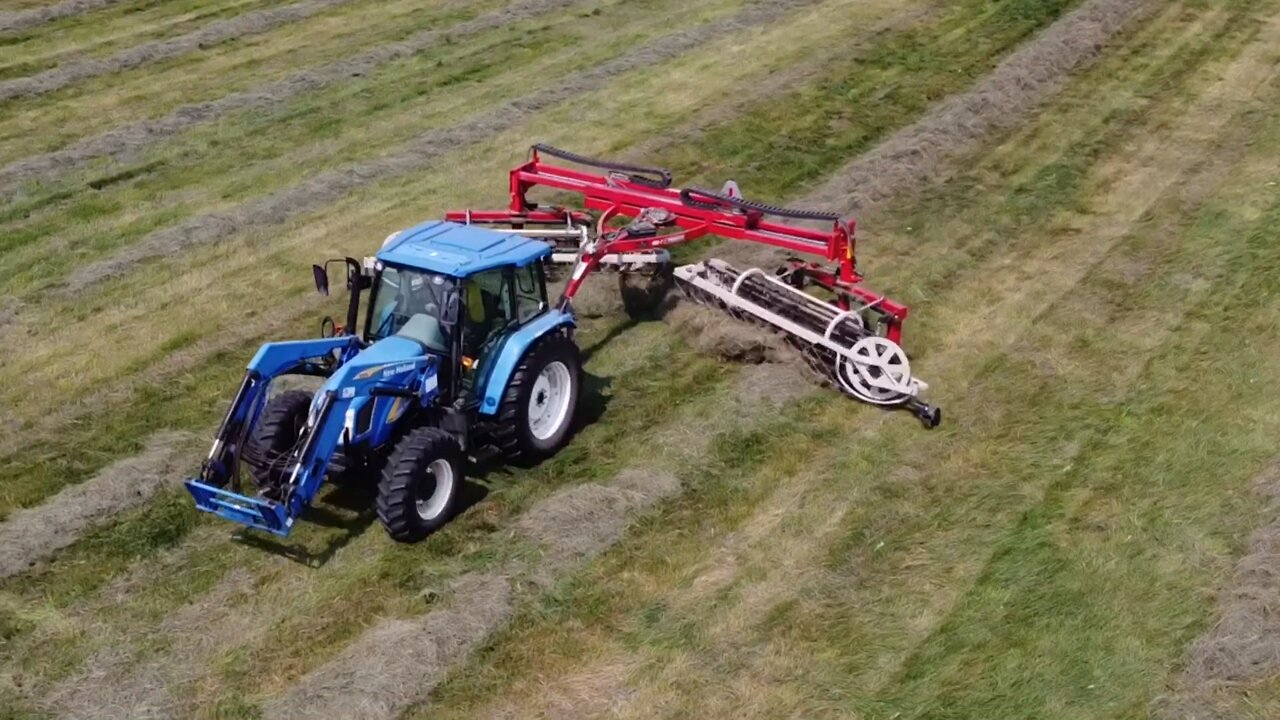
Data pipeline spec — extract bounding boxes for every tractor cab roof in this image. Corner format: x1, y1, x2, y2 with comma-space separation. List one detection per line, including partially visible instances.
376, 220, 550, 277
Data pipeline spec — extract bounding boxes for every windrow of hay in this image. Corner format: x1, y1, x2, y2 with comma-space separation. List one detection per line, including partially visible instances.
63, 0, 825, 290
1157, 461, 1280, 719
0, 0, 119, 34
513, 468, 681, 580
802, 0, 1163, 216
264, 570, 515, 720
39, 567, 259, 720
0, 430, 195, 578
0, 0, 590, 196
660, 299, 791, 364
0, 0, 357, 102
671, 0, 1162, 360
265, 358, 805, 719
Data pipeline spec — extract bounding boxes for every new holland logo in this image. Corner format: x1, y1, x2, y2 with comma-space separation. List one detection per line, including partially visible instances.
382, 362, 415, 378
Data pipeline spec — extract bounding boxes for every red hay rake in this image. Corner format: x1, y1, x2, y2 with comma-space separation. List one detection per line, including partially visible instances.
447, 145, 941, 427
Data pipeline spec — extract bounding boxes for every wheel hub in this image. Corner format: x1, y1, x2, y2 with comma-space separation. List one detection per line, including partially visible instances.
415, 458, 455, 521
528, 361, 572, 441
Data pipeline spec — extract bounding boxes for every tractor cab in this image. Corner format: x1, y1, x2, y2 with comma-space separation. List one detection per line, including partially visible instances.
360, 221, 555, 407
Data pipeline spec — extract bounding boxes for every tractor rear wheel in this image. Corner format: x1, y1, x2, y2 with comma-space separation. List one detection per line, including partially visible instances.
377, 427, 464, 543
494, 331, 582, 462
244, 390, 311, 492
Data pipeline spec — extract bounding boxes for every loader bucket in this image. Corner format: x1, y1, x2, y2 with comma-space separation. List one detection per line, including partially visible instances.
185, 480, 293, 536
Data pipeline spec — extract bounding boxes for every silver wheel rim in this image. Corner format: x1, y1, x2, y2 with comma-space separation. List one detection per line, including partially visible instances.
528, 360, 573, 441
415, 458, 455, 521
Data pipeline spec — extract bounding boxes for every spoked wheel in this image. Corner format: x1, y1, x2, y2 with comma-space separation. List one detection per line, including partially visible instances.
836, 336, 912, 406
495, 331, 582, 462
377, 427, 464, 543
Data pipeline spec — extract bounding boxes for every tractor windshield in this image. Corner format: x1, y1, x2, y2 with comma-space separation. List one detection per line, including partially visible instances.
366, 265, 459, 354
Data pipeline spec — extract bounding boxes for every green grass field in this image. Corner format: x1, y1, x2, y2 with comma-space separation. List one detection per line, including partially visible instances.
2, 0, 1279, 718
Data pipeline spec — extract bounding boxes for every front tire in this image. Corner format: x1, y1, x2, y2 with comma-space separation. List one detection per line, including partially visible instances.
244, 390, 311, 490
495, 332, 582, 462
377, 427, 464, 543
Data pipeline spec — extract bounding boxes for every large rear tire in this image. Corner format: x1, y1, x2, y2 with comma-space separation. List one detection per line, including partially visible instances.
494, 331, 582, 462
244, 390, 311, 489
377, 427, 464, 543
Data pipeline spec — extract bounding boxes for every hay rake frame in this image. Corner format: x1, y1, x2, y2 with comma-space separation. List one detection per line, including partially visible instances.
445, 145, 941, 427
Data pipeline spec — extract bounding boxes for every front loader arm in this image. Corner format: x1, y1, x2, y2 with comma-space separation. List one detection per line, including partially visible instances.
187, 349, 439, 537
197, 337, 356, 489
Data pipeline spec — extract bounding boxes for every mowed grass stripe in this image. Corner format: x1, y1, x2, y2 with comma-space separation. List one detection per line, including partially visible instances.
0, 0, 921, 644
0, 0, 119, 34
412, 2, 1273, 716
0, 0, 1095, 707
0, 0, 834, 482
0, 0, 286, 80
0, 0, 730, 282
0, 0, 1049, 450
0, 0, 360, 102
0, 0, 489, 162
0, 0, 593, 198
55, 0, 826, 290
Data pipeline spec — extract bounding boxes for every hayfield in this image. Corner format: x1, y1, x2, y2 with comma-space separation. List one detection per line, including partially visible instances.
1, 0, 1279, 718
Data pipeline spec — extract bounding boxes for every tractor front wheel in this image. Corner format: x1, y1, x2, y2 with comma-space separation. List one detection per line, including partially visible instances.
244, 390, 311, 492
495, 332, 582, 462
377, 427, 464, 543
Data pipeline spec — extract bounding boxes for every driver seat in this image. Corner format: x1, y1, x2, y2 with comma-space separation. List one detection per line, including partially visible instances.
396, 313, 449, 354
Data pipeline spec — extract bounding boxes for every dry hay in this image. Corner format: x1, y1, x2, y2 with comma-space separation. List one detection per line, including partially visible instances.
267, 465, 682, 719
39, 567, 258, 720
264, 571, 515, 720
64, 0, 825, 289
1156, 463, 1280, 719
0, 0, 591, 197
0, 430, 195, 579
691, 0, 1161, 391
0, 0, 119, 34
661, 297, 791, 364
0, 0, 356, 103
560, 273, 624, 319
514, 468, 680, 577
802, 0, 1161, 216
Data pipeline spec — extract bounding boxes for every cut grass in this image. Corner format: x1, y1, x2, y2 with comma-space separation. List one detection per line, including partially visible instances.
5, 0, 1279, 717
413, 2, 1280, 717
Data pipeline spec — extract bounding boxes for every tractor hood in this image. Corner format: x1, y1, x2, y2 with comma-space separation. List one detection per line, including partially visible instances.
312, 335, 439, 419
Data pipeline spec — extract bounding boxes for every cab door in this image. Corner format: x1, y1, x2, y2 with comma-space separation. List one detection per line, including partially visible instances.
460, 263, 547, 403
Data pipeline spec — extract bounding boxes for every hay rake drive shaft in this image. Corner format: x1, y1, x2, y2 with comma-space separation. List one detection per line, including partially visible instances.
446, 145, 941, 428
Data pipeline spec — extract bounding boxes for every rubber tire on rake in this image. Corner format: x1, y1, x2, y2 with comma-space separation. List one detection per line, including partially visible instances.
243, 390, 311, 493
493, 330, 582, 463
377, 427, 464, 543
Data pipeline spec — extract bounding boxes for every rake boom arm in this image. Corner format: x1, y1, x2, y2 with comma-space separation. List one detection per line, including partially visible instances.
444, 145, 908, 338
447, 145, 937, 426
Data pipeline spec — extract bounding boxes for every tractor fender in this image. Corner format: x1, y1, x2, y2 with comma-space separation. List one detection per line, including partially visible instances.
478, 309, 576, 416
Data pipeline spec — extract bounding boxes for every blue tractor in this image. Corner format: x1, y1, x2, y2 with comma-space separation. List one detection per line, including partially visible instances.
185, 220, 582, 542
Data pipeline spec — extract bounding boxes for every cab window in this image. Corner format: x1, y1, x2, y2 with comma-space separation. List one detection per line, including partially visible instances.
462, 267, 513, 359
514, 263, 546, 323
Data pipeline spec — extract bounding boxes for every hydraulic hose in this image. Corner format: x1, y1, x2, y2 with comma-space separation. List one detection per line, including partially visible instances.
531, 143, 672, 188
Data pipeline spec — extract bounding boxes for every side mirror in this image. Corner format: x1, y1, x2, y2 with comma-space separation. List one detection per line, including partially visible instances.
312, 264, 330, 296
